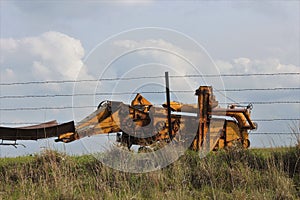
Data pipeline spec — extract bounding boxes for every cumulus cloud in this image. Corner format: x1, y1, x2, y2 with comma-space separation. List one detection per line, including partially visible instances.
113, 39, 190, 75
215, 58, 299, 88
0, 32, 94, 126
0, 31, 88, 82
107, 38, 222, 105
217, 57, 299, 74
112, 38, 217, 78
214, 57, 299, 114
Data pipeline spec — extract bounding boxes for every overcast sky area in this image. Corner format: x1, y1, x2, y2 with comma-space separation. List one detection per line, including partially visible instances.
0, 1, 299, 157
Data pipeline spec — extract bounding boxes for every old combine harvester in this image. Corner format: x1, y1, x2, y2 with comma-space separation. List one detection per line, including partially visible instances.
0, 77, 257, 152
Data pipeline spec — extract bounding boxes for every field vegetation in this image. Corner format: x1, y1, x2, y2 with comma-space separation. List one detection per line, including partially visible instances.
0, 144, 299, 200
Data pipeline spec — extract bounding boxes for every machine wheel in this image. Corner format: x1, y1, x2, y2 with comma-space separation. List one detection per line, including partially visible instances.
243, 139, 250, 148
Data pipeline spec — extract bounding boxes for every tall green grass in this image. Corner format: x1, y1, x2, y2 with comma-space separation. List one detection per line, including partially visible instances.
0, 146, 299, 200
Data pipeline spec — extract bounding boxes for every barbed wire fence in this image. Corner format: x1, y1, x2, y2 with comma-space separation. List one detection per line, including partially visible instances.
0, 72, 299, 136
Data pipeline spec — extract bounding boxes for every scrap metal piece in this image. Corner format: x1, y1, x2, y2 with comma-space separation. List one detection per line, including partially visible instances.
0, 121, 75, 141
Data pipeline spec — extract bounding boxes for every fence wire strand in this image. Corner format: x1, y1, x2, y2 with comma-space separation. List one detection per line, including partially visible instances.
1, 72, 299, 136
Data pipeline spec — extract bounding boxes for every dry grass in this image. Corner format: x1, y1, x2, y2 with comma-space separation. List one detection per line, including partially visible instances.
0, 146, 299, 200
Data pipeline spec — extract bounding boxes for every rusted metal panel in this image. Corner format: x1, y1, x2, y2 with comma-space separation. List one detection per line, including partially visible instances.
192, 86, 212, 151
19, 120, 58, 129
0, 121, 75, 141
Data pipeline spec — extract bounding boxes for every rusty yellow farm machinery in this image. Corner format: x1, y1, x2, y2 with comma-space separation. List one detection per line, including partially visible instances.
0, 75, 256, 152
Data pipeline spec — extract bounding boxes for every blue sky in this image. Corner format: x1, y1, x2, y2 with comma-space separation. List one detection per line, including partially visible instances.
0, 1, 299, 156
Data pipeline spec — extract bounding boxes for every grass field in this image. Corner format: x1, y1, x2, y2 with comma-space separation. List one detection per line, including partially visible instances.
0, 145, 299, 200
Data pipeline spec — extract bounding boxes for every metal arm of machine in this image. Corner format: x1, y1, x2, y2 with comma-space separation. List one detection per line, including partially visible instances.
0, 121, 75, 142
212, 107, 256, 130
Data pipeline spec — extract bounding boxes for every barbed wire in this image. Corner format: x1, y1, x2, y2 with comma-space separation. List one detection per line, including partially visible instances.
0, 121, 297, 135
0, 106, 95, 111
0, 91, 164, 99
219, 101, 300, 105
0, 87, 299, 99
217, 87, 300, 92
0, 73, 298, 139
1, 73, 298, 109
254, 118, 300, 122
250, 132, 299, 135
173, 72, 300, 77
0, 101, 299, 111
0, 72, 299, 86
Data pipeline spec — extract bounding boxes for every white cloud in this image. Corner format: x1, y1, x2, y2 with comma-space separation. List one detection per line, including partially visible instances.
0, 38, 19, 53
32, 61, 52, 80
233, 57, 251, 66
214, 57, 299, 146
0, 32, 96, 128
216, 57, 299, 74
112, 38, 216, 76
214, 58, 300, 100
68, 38, 226, 122
0, 31, 87, 82
113, 39, 185, 80
3, 68, 16, 80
